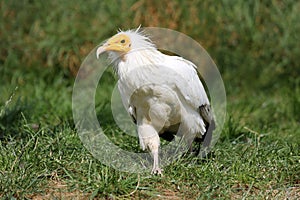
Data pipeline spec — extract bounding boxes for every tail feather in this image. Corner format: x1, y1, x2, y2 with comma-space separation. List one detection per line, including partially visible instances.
197, 119, 215, 157
198, 104, 215, 157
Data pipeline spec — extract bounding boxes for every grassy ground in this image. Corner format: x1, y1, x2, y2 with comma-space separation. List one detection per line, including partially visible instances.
1, 0, 300, 199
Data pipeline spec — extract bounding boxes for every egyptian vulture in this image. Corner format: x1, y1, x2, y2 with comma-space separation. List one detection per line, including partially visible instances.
96, 28, 215, 175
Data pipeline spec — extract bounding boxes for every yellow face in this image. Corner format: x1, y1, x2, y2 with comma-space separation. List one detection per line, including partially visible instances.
96, 34, 131, 57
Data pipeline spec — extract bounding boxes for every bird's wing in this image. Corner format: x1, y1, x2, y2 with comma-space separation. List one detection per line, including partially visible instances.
117, 54, 212, 126
166, 56, 215, 153
128, 105, 137, 124
163, 55, 210, 110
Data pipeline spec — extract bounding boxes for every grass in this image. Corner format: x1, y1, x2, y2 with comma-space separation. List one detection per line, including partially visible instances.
1, 0, 300, 199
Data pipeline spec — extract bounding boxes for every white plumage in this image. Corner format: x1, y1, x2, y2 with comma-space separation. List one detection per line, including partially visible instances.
96, 28, 214, 175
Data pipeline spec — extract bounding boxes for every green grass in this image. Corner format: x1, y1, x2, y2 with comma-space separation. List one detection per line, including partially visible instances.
1, 0, 300, 199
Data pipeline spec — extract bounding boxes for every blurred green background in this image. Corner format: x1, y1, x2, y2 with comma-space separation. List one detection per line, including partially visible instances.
1, 0, 299, 85
0, 0, 299, 199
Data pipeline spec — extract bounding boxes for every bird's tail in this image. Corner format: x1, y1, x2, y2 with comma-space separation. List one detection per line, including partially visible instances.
198, 119, 215, 158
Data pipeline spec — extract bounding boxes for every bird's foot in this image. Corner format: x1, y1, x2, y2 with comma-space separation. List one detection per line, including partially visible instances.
151, 166, 163, 176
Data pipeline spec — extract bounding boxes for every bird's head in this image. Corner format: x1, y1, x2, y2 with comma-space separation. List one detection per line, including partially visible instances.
96, 33, 131, 59
96, 28, 155, 61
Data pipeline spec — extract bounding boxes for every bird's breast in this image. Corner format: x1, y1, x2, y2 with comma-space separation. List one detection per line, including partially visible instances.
130, 84, 182, 125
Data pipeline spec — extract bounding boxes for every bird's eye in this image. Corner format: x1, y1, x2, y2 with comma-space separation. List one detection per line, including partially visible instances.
120, 39, 125, 43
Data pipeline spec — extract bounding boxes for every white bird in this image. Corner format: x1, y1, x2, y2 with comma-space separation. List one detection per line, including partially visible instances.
96, 28, 215, 175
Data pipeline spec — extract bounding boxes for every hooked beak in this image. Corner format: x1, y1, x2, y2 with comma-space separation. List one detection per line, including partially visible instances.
96, 44, 107, 59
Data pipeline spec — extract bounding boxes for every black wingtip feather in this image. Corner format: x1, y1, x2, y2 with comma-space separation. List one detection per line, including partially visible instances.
197, 119, 215, 158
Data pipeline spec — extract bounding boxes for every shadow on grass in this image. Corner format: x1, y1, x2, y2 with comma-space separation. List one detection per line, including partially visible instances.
0, 98, 33, 140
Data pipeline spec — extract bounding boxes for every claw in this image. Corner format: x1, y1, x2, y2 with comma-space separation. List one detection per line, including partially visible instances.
151, 167, 163, 176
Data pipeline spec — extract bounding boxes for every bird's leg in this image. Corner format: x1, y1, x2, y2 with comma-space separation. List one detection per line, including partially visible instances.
137, 124, 162, 175
151, 147, 163, 175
